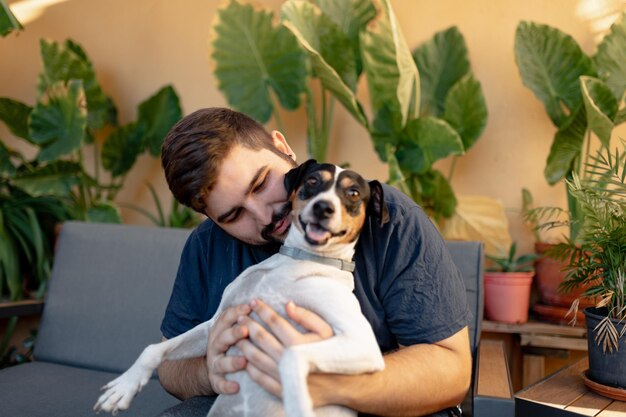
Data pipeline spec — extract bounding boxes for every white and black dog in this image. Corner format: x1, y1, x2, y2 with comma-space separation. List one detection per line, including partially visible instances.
94, 160, 388, 417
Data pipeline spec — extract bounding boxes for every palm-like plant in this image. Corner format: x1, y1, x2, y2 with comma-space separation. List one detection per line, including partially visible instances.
547, 143, 626, 351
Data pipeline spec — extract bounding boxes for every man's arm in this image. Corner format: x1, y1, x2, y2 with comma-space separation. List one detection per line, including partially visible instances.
157, 304, 252, 400
240, 300, 472, 417
308, 328, 472, 417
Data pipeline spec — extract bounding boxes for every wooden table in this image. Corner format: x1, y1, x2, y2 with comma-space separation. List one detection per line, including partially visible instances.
482, 320, 588, 389
516, 358, 626, 416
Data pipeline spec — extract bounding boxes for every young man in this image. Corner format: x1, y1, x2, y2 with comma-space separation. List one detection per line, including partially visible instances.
156, 108, 472, 417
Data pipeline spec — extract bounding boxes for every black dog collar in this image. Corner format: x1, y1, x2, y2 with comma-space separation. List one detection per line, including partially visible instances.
279, 246, 356, 272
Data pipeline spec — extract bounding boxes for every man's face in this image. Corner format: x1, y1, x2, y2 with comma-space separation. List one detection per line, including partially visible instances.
204, 144, 297, 245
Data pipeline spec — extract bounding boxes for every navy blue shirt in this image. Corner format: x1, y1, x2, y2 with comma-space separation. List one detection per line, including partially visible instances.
161, 184, 468, 353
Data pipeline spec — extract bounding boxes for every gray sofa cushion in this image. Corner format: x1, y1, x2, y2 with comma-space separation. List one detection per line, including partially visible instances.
445, 240, 484, 357
35, 222, 192, 373
0, 362, 178, 417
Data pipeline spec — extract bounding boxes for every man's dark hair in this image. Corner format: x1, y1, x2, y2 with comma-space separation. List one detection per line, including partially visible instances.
161, 107, 281, 214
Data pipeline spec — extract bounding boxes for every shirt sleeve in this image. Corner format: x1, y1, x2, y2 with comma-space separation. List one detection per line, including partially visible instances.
379, 204, 469, 346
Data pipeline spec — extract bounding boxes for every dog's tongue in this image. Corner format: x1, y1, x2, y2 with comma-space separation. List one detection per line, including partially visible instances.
306, 223, 331, 244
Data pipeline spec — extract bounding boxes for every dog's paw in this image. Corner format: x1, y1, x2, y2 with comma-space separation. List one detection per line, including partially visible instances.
93, 367, 151, 414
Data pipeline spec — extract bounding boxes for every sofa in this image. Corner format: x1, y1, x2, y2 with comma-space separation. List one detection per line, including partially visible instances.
0, 221, 513, 417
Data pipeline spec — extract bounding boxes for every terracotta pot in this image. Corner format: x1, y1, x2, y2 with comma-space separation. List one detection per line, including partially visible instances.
484, 271, 534, 324
534, 242, 595, 308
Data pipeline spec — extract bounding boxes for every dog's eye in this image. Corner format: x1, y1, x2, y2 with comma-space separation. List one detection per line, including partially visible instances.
347, 189, 360, 200
306, 177, 318, 187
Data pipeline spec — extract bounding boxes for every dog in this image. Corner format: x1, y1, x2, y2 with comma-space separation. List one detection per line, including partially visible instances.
94, 160, 388, 417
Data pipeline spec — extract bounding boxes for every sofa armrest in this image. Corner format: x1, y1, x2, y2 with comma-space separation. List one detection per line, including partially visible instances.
473, 340, 515, 417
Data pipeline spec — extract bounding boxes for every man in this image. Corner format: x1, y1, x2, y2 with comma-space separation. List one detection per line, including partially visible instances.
156, 108, 472, 417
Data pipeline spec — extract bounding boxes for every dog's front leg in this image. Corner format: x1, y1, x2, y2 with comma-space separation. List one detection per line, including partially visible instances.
279, 347, 315, 417
278, 334, 384, 417
94, 320, 213, 415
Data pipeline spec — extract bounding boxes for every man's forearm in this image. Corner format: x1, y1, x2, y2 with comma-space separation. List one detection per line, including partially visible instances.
157, 356, 215, 400
308, 332, 472, 416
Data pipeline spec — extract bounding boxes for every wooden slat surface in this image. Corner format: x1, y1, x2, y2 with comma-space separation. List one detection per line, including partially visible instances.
0, 299, 44, 319
476, 340, 513, 398
516, 358, 626, 416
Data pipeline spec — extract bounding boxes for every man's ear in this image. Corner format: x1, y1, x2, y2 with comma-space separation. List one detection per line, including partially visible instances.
284, 159, 318, 195
367, 180, 390, 226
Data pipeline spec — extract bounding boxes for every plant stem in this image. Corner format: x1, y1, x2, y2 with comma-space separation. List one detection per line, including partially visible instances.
448, 156, 458, 182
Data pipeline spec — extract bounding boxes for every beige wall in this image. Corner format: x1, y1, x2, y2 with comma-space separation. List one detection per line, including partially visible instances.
1, 0, 624, 255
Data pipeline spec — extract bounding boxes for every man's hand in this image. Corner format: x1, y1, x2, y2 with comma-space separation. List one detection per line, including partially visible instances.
235, 299, 333, 398
206, 304, 252, 394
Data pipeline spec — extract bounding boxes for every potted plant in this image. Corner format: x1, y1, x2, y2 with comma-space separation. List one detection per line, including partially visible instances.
484, 242, 537, 324
539, 143, 626, 390
514, 13, 626, 308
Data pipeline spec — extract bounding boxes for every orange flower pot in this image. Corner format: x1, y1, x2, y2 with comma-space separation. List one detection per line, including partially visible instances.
484, 271, 534, 324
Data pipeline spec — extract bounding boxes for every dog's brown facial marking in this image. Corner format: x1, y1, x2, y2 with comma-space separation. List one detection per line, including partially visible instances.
291, 164, 370, 247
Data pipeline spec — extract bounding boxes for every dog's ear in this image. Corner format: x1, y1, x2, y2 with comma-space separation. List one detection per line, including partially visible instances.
367, 180, 389, 226
284, 159, 318, 195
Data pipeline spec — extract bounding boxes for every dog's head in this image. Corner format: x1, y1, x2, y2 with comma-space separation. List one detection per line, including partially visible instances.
283, 159, 389, 248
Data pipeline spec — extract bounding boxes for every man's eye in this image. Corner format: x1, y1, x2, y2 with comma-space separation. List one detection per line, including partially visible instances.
253, 174, 269, 193
226, 208, 242, 223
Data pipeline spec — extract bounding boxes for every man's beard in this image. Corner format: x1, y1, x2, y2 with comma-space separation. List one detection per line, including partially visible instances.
261, 202, 292, 244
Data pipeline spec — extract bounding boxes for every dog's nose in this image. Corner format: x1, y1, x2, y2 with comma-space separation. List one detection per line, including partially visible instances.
313, 200, 334, 219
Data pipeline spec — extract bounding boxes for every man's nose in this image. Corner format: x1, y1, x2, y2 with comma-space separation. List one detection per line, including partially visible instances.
245, 198, 273, 226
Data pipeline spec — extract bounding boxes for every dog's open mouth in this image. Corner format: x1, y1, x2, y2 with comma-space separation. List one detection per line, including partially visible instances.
299, 217, 346, 245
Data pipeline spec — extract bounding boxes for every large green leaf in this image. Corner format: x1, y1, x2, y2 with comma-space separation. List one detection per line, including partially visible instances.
0, 98, 32, 141
544, 106, 587, 185
412, 26, 469, 117
211, 0, 307, 123
101, 122, 147, 178
38, 39, 117, 131
397, 117, 464, 174
580, 76, 617, 147
281, 0, 367, 126
0, 141, 16, 177
0, 0, 22, 37
313, 0, 376, 77
137, 85, 182, 156
12, 161, 82, 197
86, 201, 121, 224
360, 0, 419, 128
417, 169, 457, 219
515, 21, 595, 127
0, 227, 20, 300
29, 80, 88, 162
371, 104, 403, 160
594, 12, 626, 102
443, 73, 488, 151
282, 1, 356, 90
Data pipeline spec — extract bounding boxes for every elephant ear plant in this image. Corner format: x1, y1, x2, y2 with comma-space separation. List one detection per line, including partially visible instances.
0, 38, 182, 224
515, 13, 626, 242
0, 0, 21, 37
211, 0, 487, 225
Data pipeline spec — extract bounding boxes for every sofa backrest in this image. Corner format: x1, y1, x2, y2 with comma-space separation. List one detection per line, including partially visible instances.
34, 222, 483, 374
34, 221, 191, 373
445, 240, 484, 359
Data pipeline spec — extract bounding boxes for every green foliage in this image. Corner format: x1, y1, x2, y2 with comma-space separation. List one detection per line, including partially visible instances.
486, 242, 538, 273
0, 38, 183, 301
539, 144, 626, 351
0, 0, 22, 37
514, 15, 626, 240
211, 0, 487, 224
0, 39, 182, 224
